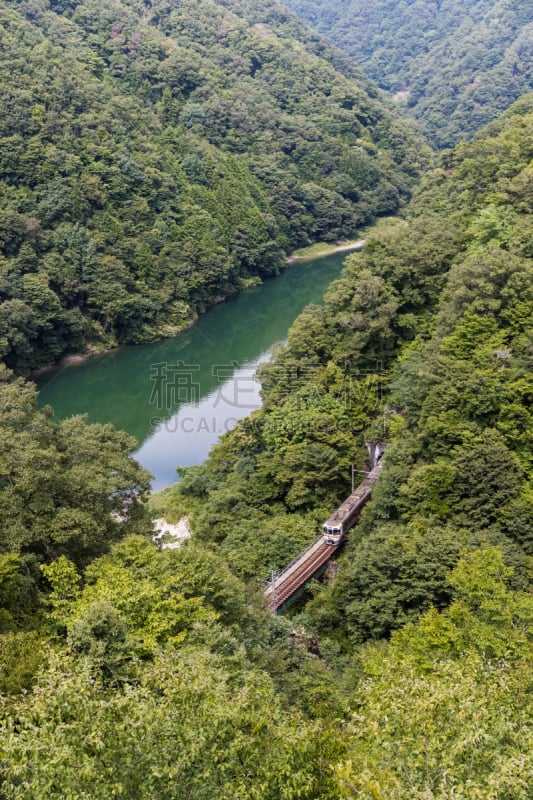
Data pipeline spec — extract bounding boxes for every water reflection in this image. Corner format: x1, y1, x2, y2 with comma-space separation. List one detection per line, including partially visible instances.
37, 253, 347, 488
136, 357, 264, 490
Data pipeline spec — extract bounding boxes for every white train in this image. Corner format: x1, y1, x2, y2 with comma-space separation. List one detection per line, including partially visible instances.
323, 460, 383, 545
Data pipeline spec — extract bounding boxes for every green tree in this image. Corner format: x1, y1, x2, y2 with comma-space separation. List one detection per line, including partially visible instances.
0, 0, 429, 372
285, 0, 533, 147
0, 367, 151, 564
335, 548, 533, 799
0, 646, 342, 799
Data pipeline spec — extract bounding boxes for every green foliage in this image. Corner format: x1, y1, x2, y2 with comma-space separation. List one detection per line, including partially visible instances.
334, 548, 533, 799
44, 537, 221, 657
67, 600, 137, 684
218, 510, 326, 581
0, 366, 151, 566
391, 547, 533, 663
0, 524, 341, 796
309, 522, 463, 644
0, 553, 39, 630
180, 95, 533, 649
41, 535, 248, 652
0, 0, 429, 372
0, 4, 532, 793
255, 615, 347, 719
338, 654, 532, 799
0, 631, 46, 694
304, 99, 532, 641
0, 645, 343, 799
0, 365, 152, 665
285, 0, 533, 147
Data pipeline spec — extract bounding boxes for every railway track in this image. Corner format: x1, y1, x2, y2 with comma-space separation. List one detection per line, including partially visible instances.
265, 538, 341, 612
265, 443, 386, 613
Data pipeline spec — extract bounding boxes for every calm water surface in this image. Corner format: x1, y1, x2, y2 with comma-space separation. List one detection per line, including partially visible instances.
37, 253, 347, 489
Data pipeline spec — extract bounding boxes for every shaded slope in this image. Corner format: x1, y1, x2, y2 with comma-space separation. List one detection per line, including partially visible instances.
0, 0, 430, 371
284, 0, 533, 147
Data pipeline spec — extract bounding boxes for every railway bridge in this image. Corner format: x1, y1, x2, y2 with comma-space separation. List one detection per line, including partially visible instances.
265, 442, 385, 613
264, 535, 341, 613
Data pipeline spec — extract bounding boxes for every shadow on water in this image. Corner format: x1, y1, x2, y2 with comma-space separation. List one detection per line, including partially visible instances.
37, 253, 348, 489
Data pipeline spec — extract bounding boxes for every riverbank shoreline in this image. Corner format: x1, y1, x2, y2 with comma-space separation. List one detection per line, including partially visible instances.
286, 238, 365, 264
29, 347, 110, 378
31, 240, 364, 379
29, 316, 200, 378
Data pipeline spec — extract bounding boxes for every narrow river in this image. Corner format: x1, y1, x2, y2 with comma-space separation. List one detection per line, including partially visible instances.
37, 252, 347, 490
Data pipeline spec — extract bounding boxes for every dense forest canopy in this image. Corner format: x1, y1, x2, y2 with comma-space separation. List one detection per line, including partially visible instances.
152, 93, 533, 793
1, 93, 530, 798
0, 0, 532, 795
284, 0, 533, 147
0, 0, 430, 373
172, 93, 533, 585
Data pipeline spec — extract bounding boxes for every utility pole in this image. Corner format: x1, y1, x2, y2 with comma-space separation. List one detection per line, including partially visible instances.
351, 463, 369, 493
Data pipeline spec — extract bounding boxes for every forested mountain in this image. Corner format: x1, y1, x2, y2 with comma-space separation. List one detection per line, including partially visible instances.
3, 93, 529, 798
173, 93, 533, 584
284, 0, 533, 147
152, 94, 531, 794
1, 0, 532, 795
0, 0, 429, 373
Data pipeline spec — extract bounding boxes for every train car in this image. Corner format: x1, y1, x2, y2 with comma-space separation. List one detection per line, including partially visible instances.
323, 460, 383, 545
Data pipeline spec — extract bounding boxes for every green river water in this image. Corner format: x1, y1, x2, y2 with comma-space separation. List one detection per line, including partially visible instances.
37, 253, 347, 490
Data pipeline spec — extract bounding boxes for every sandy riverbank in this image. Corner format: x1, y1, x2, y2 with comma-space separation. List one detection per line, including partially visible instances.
286, 238, 365, 264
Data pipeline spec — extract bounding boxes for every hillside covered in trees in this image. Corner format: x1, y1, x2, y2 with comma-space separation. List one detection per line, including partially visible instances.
172, 93, 533, 584
155, 93, 533, 794
1, 75, 530, 795
0, 0, 430, 373
284, 0, 533, 147
0, 0, 532, 795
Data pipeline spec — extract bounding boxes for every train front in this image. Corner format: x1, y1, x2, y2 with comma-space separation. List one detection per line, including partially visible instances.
323, 524, 343, 545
